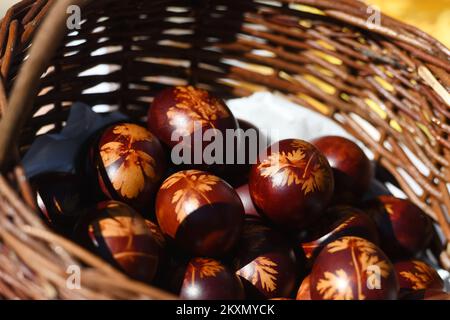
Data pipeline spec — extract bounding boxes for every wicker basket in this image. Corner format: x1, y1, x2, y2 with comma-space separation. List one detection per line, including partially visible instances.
0, 0, 448, 299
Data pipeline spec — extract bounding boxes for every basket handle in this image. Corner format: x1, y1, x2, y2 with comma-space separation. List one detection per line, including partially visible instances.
0, 0, 93, 169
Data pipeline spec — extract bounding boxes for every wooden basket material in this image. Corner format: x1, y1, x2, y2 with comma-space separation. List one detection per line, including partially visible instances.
0, 0, 448, 299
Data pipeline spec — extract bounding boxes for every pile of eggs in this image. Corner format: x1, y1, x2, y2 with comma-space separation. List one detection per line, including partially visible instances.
30, 85, 448, 300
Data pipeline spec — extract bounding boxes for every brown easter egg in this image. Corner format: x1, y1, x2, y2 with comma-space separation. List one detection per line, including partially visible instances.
156, 170, 244, 257
312, 136, 373, 204
361, 196, 433, 258
74, 200, 160, 283
310, 236, 398, 300
148, 86, 238, 174
249, 139, 334, 230
92, 123, 166, 213
179, 257, 245, 300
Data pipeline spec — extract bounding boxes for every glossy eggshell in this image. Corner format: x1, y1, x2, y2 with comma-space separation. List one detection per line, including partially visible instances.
148, 86, 238, 174
362, 179, 391, 201
74, 200, 160, 283
249, 139, 334, 230
92, 123, 166, 213
300, 206, 379, 264
235, 184, 259, 217
394, 260, 444, 295
30, 172, 87, 233
233, 216, 299, 299
312, 136, 373, 204
156, 170, 244, 257
361, 196, 433, 259
296, 275, 312, 300
310, 236, 399, 300
179, 258, 245, 300
144, 220, 166, 253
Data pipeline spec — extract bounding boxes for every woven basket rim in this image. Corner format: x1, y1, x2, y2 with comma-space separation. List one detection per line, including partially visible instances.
0, 0, 448, 299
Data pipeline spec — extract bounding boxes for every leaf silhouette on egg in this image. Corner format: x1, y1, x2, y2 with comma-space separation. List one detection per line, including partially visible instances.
172, 190, 199, 222
95, 216, 148, 238
316, 269, 354, 300
258, 142, 329, 195
161, 171, 220, 223
91, 216, 156, 265
360, 253, 390, 288
100, 124, 157, 199
100, 141, 123, 167
354, 238, 380, 256
357, 240, 390, 278
252, 257, 278, 293
327, 238, 351, 253
301, 156, 329, 195
315, 238, 396, 300
161, 171, 190, 189
259, 149, 305, 187
400, 261, 438, 290
334, 215, 356, 233
113, 124, 155, 143
167, 86, 229, 136
187, 258, 224, 284
197, 259, 224, 278
291, 140, 309, 150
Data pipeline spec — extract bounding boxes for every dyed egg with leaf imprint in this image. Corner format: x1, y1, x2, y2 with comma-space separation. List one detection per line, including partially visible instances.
394, 260, 444, 296
179, 257, 245, 300
92, 123, 166, 213
155, 170, 244, 257
30, 172, 88, 234
312, 136, 373, 204
148, 86, 238, 174
249, 139, 334, 230
74, 201, 161, 283
361, 196, 433, 259
233, 216, 299, 299
300, 206, 379, 264
296, 275, 312, 300
310, 236, 398, 300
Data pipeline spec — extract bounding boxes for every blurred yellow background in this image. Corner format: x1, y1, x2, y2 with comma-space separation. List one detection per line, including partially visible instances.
368, 0, 450, 47
0, 0, 449, 47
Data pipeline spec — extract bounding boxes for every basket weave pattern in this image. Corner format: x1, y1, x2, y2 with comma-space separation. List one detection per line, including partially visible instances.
0, 0, 448, 299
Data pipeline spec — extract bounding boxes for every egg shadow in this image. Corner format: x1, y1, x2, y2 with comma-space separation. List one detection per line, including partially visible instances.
174, 202, 244, 257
